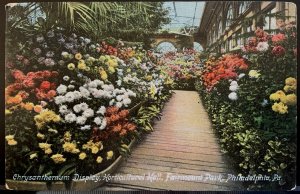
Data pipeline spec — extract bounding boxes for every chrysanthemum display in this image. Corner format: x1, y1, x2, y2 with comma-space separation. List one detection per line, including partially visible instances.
5, 29, 173, 179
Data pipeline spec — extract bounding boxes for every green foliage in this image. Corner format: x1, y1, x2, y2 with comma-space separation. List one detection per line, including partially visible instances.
6, 2, 170, 48
196, 25, 297, 190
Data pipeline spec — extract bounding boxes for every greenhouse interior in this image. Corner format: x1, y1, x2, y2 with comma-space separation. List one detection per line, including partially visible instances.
4, 1, 297, 191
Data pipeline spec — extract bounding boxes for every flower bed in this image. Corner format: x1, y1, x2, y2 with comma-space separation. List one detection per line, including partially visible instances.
156, 50, 202, 90
5, 29, 173, 190
196, 24, 297, 190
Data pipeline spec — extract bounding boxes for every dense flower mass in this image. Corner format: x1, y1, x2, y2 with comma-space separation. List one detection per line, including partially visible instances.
202, 54, 248, 90
5, 29, 173, 179
197, 25, 297, 190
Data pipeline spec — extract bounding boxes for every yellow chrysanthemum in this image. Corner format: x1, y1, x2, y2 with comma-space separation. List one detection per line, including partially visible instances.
91, 146, 99, 154
64, 131, 72, 142
34, 110, 61, 129
51, 154, 66, 164
68, 63, 75, 70
96, 156, 103, 163
99, 55, 106, 63
75, 53, 82, 60
29, 153, 38, 159
45, 148, 53, 155
8, 139, 18, 145
78, 62, 87, 70
37, 133, 45, 140
285, 94, 297, 106
5, 135, 14, 141
248, 70, 261, 78
107, 59, 118, 68
285, 77, 296, 86
79, 152, 87, 160
63, 142, 80, 154
39, 142, 51, 149
106, 151, 114, 160
108, 66, 115, 74
100, 69, 108, 80
5, 109, 12, 115
284, 85, 296, 93
272, 102, 288, 114
145, 75, 152, 81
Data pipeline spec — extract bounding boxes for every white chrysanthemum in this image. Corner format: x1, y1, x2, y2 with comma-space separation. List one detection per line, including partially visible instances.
73, 104, 81, 113
100, 118, 107, 130
102, 84, 114, 92
54, 96, 65, 104
256, 42, 269, 52
65, 92, 75, 102
116, 80, 122, 86
102, 85, 109, 91
65, 113, 77, 123
88, 81, 98, 88
59, 105, 69, 115
48, 128, 58, 134
109, 99, 115, 106
56, 84, 68, 95
76, 116, 87, 125
79, 103, 89, 111
68, 85, 75, 90
229, 85, 239, 92
94, 117, 102, 125
96, 106, 106, 115
123, 77, 129, 83
82, 108, 94, 118
80, 125, 91, 130
79, 87, 90, 98
127, 90, 136, 97
61, 51, 69, 58
123, 98, 131, 105
230, 81, 238, 86
92, 90, 103, 98
88, 87, 97, 93
228, 92, 238, 101
116, 95, 123, 102
93, 79, 104, 86
116, 102, 123, 108
63, 76, 70, 81
238, 73, 245, 79
73, 91, 82, 99
261, 99, 268, 107
102, 91, 112, 99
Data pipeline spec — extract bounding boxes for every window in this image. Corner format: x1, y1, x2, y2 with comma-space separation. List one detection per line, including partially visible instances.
264, 8, 277, 32
214, 28, 218, 41
239, 1, 251, 15
156, 42, 176, 53
218, 20, 223, 37
235, 29, 242, 47
285, 2, 297, 22
226, 5, 234, 28
193, 42, 203, 51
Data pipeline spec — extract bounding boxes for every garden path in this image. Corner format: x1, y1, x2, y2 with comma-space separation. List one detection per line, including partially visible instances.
98, 90, 242, 191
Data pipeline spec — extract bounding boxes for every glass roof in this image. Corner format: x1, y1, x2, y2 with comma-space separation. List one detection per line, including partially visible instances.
161, 1, 205, 34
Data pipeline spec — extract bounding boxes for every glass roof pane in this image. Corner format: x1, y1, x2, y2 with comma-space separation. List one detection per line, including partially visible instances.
161, 1, 205, 33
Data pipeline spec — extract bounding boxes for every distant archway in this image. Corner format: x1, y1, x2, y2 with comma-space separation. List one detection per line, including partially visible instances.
155, 41, 177, 53
193, 42, 203, 51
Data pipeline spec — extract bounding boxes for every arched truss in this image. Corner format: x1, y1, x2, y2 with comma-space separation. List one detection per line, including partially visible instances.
155, 41, 177, 53
193, 42, 203, 51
